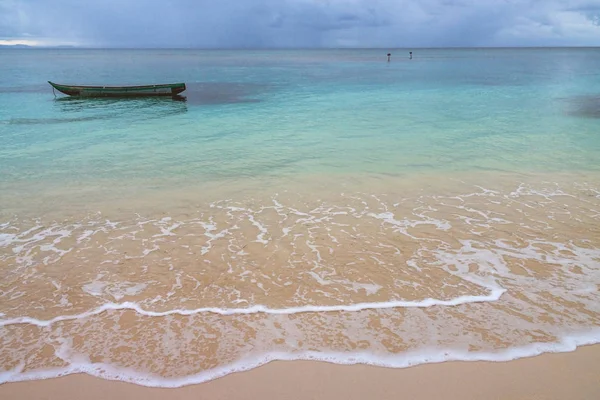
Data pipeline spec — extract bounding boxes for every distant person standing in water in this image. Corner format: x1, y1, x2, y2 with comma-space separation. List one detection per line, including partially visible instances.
387, 53, 391, 62
409, 51, 413, 60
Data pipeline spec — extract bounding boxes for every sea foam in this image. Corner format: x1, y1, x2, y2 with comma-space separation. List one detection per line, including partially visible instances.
0, 286, 505, 327
1, 328, 598, 388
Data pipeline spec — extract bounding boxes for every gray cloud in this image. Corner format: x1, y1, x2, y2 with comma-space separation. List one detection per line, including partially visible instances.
1, 0, 600, 47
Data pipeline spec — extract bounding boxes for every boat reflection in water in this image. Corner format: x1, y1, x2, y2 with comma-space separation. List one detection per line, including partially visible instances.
53, 93, 189, 121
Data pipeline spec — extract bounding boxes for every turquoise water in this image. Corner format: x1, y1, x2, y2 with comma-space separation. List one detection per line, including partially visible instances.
1, 48, 600, 211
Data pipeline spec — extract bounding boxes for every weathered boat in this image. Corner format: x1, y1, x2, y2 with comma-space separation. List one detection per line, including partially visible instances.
48, 81, 186, 97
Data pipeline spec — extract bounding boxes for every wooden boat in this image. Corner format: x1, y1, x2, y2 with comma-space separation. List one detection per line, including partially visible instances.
48, 81, 186, 97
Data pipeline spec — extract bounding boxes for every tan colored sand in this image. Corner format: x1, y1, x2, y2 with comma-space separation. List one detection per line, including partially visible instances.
1, 345, 599, 400
2, 172, 600, 378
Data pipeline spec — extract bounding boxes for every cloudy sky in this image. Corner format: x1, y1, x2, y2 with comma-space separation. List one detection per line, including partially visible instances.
1, 0, 600, 47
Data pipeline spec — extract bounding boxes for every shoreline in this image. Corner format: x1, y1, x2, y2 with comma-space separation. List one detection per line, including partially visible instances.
1, 344, 599, 400
2, 168, 600, 221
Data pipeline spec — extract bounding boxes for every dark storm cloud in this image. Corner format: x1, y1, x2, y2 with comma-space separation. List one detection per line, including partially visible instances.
1, 0, 600, 47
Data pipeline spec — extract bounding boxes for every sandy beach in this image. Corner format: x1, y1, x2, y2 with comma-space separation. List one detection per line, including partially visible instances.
1, 345, 599, 400
2, 48, 600, 400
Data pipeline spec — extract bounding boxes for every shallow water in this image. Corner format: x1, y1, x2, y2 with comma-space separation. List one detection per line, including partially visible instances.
1, 48, 599, 386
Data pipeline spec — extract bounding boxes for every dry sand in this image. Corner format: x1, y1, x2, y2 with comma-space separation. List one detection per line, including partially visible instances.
1, 345, 599, 400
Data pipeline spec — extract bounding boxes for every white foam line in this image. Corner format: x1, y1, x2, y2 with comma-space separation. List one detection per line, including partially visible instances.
1, 328, 598, 388
0, 288, 506, 328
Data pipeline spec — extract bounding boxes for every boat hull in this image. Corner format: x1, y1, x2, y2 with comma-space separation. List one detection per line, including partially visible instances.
48, 81, 186, 97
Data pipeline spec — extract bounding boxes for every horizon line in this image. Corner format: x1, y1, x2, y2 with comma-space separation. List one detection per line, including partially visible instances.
2, 45, 600, 50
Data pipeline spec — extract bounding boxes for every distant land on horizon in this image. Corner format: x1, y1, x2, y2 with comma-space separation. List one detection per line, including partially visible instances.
0, 44, 33, 48
0, 44, 77, 49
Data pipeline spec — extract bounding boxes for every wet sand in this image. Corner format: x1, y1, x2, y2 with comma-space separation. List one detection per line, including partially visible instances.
2, 172, 600, 385
1, 345, 599, 400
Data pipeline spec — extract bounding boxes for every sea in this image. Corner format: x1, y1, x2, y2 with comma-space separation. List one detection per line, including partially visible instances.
0, 48, 599, 387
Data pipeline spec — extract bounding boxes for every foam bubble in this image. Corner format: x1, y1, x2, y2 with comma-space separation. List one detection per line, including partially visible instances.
82, 280, 148, 301
368, 211, 451, 238
248, 214, 269, 244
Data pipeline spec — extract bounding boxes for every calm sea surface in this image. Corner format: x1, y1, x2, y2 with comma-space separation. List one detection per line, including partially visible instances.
1, 48, 599, 386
